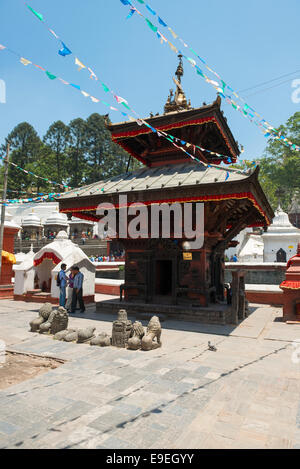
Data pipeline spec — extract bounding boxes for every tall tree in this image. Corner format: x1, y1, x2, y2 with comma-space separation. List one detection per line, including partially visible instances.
43, 121, 70, 183
68, 118, 88, 187
84, 113, 132, 184
1, 122, 43, 196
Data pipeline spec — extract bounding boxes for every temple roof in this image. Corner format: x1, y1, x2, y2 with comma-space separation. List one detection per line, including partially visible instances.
108, 97, 240, 167
59, 162, 249, 199
58, 163, 274, 228
22, 210, 42, 228
44, 209, 68, 226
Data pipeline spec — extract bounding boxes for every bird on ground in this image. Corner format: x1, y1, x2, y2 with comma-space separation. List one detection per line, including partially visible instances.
208, 341, 217, 352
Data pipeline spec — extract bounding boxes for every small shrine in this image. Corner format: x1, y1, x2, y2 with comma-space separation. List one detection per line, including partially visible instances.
44, 209, 68, 239
0, 211, 20, 298
68, 216, 94, 240
289, 191, 300, 229
14, 230, 95, 304
262, 205, 300, 263
21, 210, 43, 241
58, 57, 274, 324
280, 243, 300, 322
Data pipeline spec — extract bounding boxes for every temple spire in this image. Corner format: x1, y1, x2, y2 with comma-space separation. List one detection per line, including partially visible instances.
164, 55, 192, 114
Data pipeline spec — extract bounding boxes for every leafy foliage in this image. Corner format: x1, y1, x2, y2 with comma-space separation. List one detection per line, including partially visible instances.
0, 114, 139, 197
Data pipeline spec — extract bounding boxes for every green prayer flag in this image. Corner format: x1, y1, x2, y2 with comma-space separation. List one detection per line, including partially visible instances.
196, 70, 204, 77
232, 103, 237, 110
101, 83, 110, 93
46, 71, 57, 80
27, 5, 44, 22
145, 19, 157, 32
136, 0, 145, 2
121, 102, 130, 110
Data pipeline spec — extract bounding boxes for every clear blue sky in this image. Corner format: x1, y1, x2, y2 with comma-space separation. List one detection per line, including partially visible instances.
0, 0, 299, 161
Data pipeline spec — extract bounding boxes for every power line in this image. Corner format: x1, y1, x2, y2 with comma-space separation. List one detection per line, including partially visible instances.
239, 69, 300, 93
245, 77, 296, 98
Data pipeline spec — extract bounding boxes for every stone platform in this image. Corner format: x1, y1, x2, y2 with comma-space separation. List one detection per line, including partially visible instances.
0, 299, 300, 449
96, 298, 232, 325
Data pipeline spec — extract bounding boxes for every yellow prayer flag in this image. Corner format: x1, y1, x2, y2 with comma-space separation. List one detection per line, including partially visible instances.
168, 41, 178, 54
75, 57, 86, 71
20, 57, 31, 66
168, 27, 178, 39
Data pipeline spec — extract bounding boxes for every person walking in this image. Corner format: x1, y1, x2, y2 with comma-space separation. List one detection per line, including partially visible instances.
70, 266, 85, 314
65, 270, 75, 312
57, 263, 68, 308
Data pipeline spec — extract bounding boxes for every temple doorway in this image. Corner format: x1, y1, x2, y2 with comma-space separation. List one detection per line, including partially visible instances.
155, 260, 172, 296
276, 248, 287, 263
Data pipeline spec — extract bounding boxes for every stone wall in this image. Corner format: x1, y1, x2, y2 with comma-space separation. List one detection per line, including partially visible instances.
225, 262, 286, 285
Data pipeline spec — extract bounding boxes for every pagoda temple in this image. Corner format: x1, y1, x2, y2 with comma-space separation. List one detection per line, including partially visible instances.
59, 57, 274, 324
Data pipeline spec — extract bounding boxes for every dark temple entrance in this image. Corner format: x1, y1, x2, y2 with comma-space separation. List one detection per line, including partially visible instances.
155, 260, 172, 296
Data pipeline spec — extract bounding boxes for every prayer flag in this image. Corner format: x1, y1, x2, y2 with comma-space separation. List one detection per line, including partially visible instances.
75, 57, 86, 71
45, 71, 57, 80
59, 42, 72, 57
146, 5, 156, 15
145, 19, 157, 32
27, 5, 44, 22
158, 17, 167, 27
20, 57, 31, 66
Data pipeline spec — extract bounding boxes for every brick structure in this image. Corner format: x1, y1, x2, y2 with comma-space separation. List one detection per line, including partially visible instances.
280, 243, 300, 322
0, 212, 20, 298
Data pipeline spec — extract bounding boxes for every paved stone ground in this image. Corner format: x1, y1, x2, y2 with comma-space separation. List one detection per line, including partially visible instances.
0, 298, 300, 449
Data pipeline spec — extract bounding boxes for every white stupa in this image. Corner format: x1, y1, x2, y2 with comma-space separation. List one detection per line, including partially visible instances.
14, 231, 95, 303
262, 205, 300, 262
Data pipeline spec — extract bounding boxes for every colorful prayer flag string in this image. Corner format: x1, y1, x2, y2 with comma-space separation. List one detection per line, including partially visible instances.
119, 0, 300, 153
21, 6, 245, 174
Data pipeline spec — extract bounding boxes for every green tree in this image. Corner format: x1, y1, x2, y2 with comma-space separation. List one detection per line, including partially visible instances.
258, 112, 300, 211
84, 113, 132, 184
68, 118, 88, 187
43, 120, 70, 183
1, 122, 44, 196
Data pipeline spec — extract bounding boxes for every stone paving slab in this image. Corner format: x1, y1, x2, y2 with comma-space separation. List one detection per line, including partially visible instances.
0, 299, 299, 449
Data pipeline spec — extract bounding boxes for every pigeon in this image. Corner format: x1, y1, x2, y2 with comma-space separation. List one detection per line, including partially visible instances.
208, 341, 217, 352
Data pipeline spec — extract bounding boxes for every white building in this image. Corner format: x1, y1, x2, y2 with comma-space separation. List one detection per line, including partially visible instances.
226, 205, 300, 264
14, 231, 95, 303
262, 205, 300, 262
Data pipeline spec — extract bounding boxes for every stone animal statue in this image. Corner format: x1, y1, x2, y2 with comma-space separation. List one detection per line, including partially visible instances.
50, 307, 68, 335
127, 321, 145, 350
39, 307, 68, 335
77, 327, 96, 344
111, 309, 132, 348
64, 330, 79, 342
53, 328, 77, 341
141, 316, 162, 351
90, 333, 111, 347
29, 303, 53, 332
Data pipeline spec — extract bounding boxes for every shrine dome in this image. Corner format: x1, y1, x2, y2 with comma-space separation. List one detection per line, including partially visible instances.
21, 210, 42, 228
266, 205, 299, 233
44, 209, 68, 227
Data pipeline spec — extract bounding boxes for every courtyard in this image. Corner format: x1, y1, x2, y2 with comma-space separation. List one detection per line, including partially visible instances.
0, 296, 299, 449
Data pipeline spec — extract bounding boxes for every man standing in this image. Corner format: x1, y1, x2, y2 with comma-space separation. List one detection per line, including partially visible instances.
71, 266, 85, 314
58, 263, 68, 308
65, 270, 75, 313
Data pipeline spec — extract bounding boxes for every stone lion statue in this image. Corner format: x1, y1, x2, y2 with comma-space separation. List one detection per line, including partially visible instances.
127, 321, 145, 350
39, 307, 68, 335
141, 316, 162, 351
90, 333, 111, 347
29, 303, 53, 332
